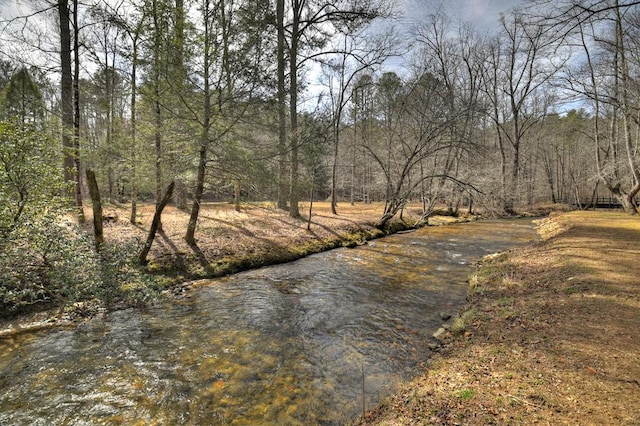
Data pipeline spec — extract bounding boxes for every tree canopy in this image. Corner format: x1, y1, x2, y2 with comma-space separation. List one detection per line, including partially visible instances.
0, 0, 639, 270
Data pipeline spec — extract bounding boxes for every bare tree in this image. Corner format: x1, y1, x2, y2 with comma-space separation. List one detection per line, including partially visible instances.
581, 2, 640, 212
280, 0, 391, 218
350, 73, 376, 204
413, 14, 487, 216
322, 30, 396, 215
532, 0, 640, 212
367, 72, 455, 228
484, 9, 565, 213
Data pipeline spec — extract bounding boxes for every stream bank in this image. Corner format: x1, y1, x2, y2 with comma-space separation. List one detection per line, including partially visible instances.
356, 211, 640, 425
0, 216, 538, 425
1, 202, 472, 334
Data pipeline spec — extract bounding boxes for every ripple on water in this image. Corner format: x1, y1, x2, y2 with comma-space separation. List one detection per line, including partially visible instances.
0, 219, 538, 425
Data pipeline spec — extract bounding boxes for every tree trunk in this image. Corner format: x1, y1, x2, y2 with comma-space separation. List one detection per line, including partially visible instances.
130, 36, 139, 224
307, 171, 315, 231
152, 0, 163, 231
330, 124, 339, 215
86, 169, 104, 251
185, 140, 206, 245
175, 179, 188, 210
72, 0, 83, 221
623, 192, 638, 214
185, 0, 212, 246
58, 0, 75, 201
234, 179, 241, 212
276, 0, 288, 211
351, 118, 356, 206
375, 197, 403, 229
543, 152, 557, 204
615, 4, 640, 215
108, 166, 115, 203
508, 137, 521, 213
139, 180, 175, 264
288, 0, 300, 218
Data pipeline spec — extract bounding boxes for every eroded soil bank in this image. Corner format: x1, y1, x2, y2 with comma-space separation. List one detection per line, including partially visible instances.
356, 211, 640, 425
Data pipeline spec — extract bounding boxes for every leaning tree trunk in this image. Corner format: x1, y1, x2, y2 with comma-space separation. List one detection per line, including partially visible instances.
86, 169, 103, 251
307, 169, 316, 231
375, 198, 404, 229
138, 180, 175, 264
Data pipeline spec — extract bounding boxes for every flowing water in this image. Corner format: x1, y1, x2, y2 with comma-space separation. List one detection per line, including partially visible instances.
0, 219, 538, 425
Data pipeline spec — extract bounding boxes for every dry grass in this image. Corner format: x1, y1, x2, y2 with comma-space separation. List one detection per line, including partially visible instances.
85, 201, 423, 280
357, 210, 640, 425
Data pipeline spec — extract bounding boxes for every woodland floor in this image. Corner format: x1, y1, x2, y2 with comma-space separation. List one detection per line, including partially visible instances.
90, 201, 425, 280
356, 210, 640, 425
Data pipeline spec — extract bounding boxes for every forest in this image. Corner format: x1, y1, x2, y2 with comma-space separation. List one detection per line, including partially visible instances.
1, 0, 640, 315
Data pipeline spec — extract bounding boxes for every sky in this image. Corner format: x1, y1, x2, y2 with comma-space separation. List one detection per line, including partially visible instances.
400, 0, 525, 33
457, 0, 524, 29
0, 0, 528, 106
346, 0, 525, 83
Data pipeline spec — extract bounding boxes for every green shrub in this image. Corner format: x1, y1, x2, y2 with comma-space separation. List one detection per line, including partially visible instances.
0, 213, 101, 317
0, 120, 164, 317
0, 120, 64, 239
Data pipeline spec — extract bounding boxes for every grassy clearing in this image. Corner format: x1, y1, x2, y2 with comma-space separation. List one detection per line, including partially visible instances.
357, 210, 640, 425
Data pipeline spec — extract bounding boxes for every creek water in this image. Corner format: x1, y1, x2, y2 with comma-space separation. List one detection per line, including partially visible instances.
0, 219, 538, 425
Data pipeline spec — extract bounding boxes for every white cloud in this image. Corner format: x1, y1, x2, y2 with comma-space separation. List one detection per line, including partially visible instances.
460, 0, 521, 30
400, 0, 523, 33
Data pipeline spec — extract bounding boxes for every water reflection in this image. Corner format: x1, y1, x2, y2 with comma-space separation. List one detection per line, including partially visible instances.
0, 219, 537, 425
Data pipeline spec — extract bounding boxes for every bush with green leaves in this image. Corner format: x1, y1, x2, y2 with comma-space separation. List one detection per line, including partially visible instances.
0, 213, 164, 317
0, 119, 64, 238
0, 120, 98, 316
0, 120, 165, 317
0, 213, 102, 316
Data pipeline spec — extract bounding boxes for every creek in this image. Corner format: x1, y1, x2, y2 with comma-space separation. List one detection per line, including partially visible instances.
0, 219, 538, 425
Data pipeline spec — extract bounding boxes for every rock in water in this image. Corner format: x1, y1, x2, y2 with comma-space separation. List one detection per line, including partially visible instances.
433, 327, 447, 339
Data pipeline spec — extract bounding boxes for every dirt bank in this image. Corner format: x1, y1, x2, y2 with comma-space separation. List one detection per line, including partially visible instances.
356, 211, 640, 425
1, 202, 438, 331
93, 201, 420, 279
